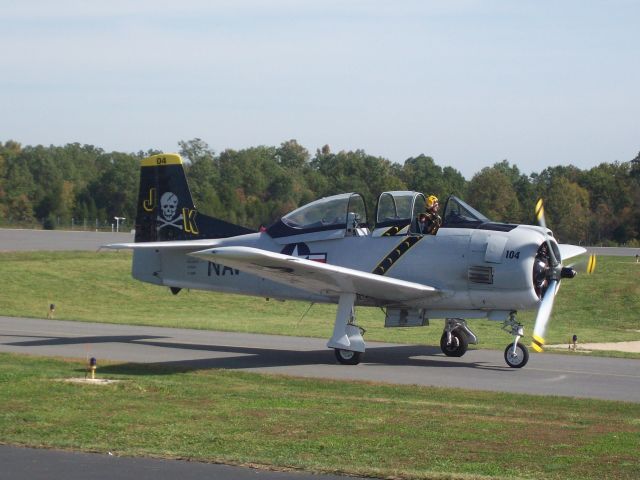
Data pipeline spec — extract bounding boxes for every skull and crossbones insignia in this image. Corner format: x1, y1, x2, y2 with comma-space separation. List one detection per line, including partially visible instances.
157, 192, 183, 230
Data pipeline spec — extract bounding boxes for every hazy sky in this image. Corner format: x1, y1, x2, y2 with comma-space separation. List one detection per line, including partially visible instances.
2, 1, 639, 178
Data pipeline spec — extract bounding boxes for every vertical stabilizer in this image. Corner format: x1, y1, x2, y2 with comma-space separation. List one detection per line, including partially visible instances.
134, 153, 255, 242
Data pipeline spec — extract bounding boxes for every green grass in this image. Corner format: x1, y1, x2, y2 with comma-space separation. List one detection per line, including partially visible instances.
0, 251, 639, 353
1, 352, 638, 480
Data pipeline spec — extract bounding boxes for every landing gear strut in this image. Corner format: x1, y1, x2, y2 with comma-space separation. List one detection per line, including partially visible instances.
328, 293, 366, 365
502, 312, 529, 368
440, 318, 478, 357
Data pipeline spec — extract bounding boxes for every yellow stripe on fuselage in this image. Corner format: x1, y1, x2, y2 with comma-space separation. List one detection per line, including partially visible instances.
372, 236, 422, 275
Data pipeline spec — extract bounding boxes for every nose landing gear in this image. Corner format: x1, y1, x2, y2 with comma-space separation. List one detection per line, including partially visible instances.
502, 313, 529, 368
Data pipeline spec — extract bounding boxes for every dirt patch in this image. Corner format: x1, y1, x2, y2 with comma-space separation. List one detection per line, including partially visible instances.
62, 377, 121, 385
547, 341, 640, 353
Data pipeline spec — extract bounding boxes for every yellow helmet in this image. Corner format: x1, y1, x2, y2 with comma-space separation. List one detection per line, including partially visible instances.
426, 195, 439, 208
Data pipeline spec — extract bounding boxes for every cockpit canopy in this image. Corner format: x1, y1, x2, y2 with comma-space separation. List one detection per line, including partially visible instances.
267, 193, 368, 240
266, 190, 511, 242
282, 193, 367, 230
375, 191, 426, 228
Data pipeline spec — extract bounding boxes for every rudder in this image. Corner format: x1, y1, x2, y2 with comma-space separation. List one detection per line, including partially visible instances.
134, 153, 255, 242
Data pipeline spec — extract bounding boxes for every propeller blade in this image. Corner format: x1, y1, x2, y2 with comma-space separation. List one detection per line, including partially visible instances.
531, 279, 559, 353
535, 198, 559, 266
567, 254, 597, 275
534, 198, 547, 229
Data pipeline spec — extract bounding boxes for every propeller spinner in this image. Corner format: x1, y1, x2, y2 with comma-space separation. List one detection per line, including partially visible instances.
531, 199, 596, 352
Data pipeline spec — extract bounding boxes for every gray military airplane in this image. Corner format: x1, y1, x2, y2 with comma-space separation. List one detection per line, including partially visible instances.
107, 153, 595, 368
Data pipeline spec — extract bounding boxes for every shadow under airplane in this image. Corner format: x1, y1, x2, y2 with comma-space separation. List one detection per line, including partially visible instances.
4, 333, 511, 375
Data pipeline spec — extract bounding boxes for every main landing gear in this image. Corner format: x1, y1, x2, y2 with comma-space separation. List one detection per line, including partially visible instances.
440, 318, 478, 357
328, 293, 366, 365
439, 316, 530, 368
327, 301, 530, 368
502, 312, 529, 368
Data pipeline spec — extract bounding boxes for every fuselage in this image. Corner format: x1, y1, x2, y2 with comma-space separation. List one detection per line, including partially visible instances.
132, 223, 548, 316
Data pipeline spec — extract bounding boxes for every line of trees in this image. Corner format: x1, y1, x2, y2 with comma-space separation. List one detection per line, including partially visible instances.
1, 139, 639, 245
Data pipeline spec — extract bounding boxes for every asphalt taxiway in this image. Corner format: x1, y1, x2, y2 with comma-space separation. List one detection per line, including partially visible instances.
0, 445, 363, 480
0, 228, 133, 251
2, 316, 639, 402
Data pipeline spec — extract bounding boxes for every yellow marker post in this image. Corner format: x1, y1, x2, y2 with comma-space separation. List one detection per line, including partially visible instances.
89, 357, 97, 380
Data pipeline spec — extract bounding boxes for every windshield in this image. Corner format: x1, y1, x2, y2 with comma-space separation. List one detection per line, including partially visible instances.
442, 196, 490, 226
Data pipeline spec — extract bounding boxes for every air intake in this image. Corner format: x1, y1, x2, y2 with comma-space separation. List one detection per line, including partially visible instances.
468, 266, 493, 284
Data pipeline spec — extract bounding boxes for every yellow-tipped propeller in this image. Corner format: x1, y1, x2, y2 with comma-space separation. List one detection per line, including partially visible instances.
531, 199, 596, 353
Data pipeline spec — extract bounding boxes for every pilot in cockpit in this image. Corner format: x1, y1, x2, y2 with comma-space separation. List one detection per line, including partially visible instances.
417, 213, 428, 234
419, 195, 442, 235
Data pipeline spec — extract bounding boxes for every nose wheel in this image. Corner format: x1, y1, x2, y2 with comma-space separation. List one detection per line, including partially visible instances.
504, 343, 529, 368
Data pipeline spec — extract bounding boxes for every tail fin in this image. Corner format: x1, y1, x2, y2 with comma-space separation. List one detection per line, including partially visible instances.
134, 153, 255, 242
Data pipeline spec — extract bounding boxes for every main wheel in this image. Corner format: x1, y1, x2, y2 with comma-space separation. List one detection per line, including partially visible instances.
440, 330, 468, 357
334, 349, 362, 365
504, 343, 529, 368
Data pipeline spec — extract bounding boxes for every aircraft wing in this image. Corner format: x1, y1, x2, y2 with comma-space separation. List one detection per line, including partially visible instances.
189, 246, 439, 303
558, 244, 587, 262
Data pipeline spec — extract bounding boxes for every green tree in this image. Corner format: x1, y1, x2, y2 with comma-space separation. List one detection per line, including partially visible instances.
310, 147, 405, 211
87, 153, 139, 221
400, 154, 465, 199
276, 139, 309, 170
9, 194, 35, 223
544, 177, 590, 244
490, 160, 536, 222
0, 152, 6, 220
466, 167, 520, 222
579, 162, 633, 214
178, 138, 214, 164
4, 159, 36, 204
179, 139, 222, 216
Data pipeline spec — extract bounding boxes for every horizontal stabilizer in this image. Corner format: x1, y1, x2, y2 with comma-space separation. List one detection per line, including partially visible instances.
104, 239, 224, 250
189, 246, 439, 303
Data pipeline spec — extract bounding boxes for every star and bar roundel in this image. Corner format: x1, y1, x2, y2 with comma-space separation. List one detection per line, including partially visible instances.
280, 243, 327, 263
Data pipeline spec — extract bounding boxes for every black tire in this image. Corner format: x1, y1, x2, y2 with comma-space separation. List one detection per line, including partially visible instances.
334, 349, 362, 365
504, 343, 529, 368
440, 330, 468, 357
